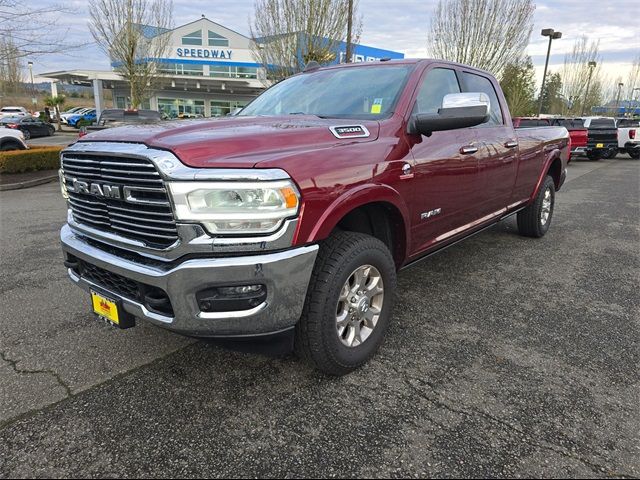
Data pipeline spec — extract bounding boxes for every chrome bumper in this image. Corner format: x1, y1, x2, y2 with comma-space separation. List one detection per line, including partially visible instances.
60, 224, 318, 337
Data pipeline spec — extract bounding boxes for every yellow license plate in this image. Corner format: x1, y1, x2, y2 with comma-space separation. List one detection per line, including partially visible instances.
91, 290, 120, 324
596, 143, 604, 148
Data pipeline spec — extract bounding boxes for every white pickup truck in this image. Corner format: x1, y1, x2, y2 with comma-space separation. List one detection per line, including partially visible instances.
617, 118, 640, 159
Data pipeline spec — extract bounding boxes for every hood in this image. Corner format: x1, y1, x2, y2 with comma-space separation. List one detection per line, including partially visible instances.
80, 116, 380, 168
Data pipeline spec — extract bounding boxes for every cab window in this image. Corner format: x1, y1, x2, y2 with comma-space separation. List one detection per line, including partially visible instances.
413, 68, 461, 115
461, 72, 504, 125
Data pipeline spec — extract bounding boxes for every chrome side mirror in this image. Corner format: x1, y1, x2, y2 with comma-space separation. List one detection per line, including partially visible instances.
408, 92, 491, 135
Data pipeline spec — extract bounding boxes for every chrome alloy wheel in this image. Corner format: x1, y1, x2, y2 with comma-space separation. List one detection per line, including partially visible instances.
541, 187, 552, 225
336, 265, 384, 347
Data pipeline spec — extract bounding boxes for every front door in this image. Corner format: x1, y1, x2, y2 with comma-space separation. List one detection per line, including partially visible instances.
407, 66, 483, 255
461, 71, 519, 214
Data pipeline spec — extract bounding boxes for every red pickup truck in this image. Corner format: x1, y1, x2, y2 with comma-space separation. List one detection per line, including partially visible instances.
59, 59, 569, 375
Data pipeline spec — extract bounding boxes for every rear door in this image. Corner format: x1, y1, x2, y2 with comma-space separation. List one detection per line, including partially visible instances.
461, 71, 518, 215
407, 65, 482, 253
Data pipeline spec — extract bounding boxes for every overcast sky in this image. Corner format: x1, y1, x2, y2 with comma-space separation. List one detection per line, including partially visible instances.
35, 0, 639, 88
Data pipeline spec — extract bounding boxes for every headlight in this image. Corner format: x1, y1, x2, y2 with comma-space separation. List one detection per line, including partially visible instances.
168, 180, 300, 234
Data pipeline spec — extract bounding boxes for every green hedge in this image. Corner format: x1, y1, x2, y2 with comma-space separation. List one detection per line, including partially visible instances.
0, 146, 63, 174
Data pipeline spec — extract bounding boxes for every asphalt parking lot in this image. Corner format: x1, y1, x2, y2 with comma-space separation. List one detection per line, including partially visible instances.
0, 156, 638, 478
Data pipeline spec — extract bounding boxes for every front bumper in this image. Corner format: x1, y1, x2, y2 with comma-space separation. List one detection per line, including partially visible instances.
61, 224, 318, 337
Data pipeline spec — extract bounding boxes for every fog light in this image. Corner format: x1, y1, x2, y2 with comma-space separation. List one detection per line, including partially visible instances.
197, 284, 267, 313
218, 285, 263, 296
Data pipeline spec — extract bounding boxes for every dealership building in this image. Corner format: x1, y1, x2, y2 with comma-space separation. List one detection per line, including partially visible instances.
41, 17, 404, 118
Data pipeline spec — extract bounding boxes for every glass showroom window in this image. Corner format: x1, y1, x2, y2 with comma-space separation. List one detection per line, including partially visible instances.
182, 30, 202, 46
159, 63, 203, 76
210, 66, 258, 79
210, 66, 233, 78
158, 98, 205, 119
210, 100, 249, 117
208, 31, 229, 47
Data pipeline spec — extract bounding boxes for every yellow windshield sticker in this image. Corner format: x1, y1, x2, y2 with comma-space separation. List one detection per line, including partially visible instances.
371, 98, 383, 114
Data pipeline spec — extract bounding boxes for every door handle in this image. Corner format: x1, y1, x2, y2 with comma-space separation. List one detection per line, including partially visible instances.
504, 140, 519, 149
460, 145, 478, 155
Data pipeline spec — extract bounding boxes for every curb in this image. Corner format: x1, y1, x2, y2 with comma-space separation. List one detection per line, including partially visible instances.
0, 175, 59, 192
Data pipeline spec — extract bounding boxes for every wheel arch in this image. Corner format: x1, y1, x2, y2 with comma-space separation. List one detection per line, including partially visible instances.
299, 185, 411, 269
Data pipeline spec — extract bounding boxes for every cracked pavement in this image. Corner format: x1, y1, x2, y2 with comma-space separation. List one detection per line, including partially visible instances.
0, 156, 638, 478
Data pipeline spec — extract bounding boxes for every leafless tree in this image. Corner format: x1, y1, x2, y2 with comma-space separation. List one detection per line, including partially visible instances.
624, 54, 640, 103
89, 0, 173, 108
0, 0, 87, 61
559, 36, 602, 115
250, 0, 362, 82
0, 36, 23, 96
427, 0, 534, 77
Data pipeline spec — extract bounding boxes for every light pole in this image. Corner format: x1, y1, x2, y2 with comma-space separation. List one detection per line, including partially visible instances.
538, 28, 562, 117
614, 82, 624, 116
27, 61, 36, 108
581, 61, 597, 116
345, 0, 354, 63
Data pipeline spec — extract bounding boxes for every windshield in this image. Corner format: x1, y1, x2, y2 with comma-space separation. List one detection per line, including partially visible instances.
239, 65, 413, 120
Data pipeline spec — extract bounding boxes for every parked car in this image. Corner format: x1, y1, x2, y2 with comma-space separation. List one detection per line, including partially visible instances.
79, 109, 163, 138
0, 106, 30, 119
67, 109, 97, 128
616, 118, 640, 159
0, 116, 55, 140
550, 118, 588, 160
0, 128, 28, 150
579, 116, 618, 160
60, 107, 92, 125
59, 59, 569, 375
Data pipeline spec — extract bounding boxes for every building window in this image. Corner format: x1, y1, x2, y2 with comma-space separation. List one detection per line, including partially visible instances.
209, 66, 258, 79
208, 31, 229, 47
158, 98, 205, 119
210, 100, 249, 117
182, 30, 202, 46
159, 63, 204, 76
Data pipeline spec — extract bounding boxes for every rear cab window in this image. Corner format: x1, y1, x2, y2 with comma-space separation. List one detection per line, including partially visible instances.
590, 118, 616, 128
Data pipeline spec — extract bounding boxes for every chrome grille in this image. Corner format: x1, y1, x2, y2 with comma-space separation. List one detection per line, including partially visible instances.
62, 153, 178, 248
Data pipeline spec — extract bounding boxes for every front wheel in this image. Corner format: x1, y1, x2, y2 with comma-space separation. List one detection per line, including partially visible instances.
517, 175, 555, 238
295, 231, 397, 375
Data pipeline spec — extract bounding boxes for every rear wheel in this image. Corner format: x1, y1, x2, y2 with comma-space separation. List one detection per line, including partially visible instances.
47, 126, 55, 136
294, 231, 397, 375
628, 149, 640, 159
587, 150, 601, 161
517, 175, 555, 238
21, 129, 31, 140
602, 148, 616, 159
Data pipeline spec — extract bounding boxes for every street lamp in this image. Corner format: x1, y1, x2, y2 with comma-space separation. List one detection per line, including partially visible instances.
614, 82, 624, 116
538, 28, 562, 117
27, 61, 36, 107
581, 61, 597, 116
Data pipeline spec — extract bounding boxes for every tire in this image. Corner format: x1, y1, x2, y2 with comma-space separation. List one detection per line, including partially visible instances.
22, 129, 30, 140
602, 149, 616, 159
586, 150, 601, 161
517, 175, 555, 238
0, 141, 22, 151
47, 126, 55, 136
294, 231, 397, 375
628, 149, 640, 159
